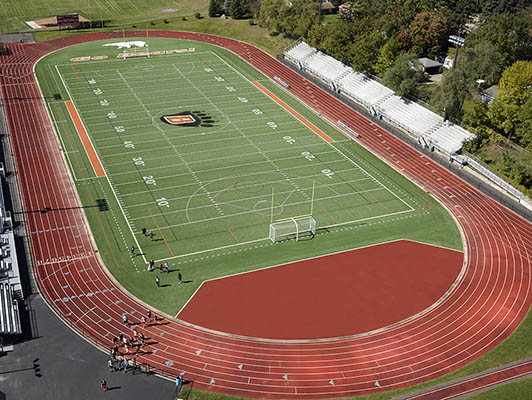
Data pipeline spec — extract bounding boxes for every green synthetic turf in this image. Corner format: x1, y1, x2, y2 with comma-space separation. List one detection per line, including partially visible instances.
35, 38, 462, 317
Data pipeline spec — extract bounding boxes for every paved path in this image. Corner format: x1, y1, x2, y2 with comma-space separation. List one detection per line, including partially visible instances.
0, 294, 176, 400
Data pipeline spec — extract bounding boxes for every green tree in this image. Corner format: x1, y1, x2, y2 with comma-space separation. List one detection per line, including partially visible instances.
208, 0, 224, 17
488, 61, 532, 147
319, 22, 359, 63
231, 0, 250, 19
432, 42, 503, 122
468, 8, 532, 68
350, 31, 386, 74
375, 38, 401, 76
257, 0, 317, 36
383, 54, 423, 96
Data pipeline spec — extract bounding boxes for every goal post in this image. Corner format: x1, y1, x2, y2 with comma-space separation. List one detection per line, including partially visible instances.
269, 216, 316, 242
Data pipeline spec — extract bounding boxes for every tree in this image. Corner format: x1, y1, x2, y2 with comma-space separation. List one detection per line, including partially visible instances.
397, 11, 449, 57
383, 54, 424, 96
431, 42, 503, 122
375, 38, 401, 76
208, 0, 225, 17
257, 0, 317, 36
468, 8, 532, 68
319, 22, 359, 63
350, 31, 386, 74
231, 0, 250, 19
487, 61, 532, 147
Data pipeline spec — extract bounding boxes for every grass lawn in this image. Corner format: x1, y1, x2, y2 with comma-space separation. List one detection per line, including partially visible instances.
0, 0, 208, 32
32, 16, 295, 58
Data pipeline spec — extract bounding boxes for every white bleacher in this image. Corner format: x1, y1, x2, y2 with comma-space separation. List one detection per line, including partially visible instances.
284, 41, 477, 156
377, 95, 442, 138
430, 122, 475, 155
336, 72, 394, 108
284, 42, 316, 65
0, 282, 21, 335
302, 52, 352, 83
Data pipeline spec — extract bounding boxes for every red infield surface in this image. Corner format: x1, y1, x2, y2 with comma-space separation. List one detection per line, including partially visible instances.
1, 32, 531, 399
179, 240, 463, 339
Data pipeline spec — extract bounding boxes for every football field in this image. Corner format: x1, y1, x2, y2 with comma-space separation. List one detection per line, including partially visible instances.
51, 50, 414, 262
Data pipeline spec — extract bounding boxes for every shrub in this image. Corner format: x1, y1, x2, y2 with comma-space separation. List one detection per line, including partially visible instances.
194, 12, 201, 19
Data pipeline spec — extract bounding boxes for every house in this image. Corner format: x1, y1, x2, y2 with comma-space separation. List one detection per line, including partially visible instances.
482, 85, 501, 104
321, 1, 337, 14
417, 57, 443, 75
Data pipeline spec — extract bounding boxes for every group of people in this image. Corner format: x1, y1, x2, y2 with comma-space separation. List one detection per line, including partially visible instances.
131, 228, 185, 286
103, 310, 162, 390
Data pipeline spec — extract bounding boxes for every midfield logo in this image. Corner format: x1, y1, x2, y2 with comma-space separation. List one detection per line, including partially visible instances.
160, 111, 215, 127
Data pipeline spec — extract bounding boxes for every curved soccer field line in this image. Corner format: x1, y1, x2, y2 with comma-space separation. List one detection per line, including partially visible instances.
0, 32, 531, 399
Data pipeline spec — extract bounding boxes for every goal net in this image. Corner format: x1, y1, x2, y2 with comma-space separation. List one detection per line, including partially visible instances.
269, 216, 316, 242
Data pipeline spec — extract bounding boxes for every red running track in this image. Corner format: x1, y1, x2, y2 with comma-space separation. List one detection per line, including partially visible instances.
1, 31, 531, 398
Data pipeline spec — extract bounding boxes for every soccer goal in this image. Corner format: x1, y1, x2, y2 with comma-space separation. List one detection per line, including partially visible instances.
269, 216, 316, 242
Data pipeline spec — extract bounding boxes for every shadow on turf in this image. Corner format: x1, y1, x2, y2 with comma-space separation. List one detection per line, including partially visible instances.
16, 199, 109, 214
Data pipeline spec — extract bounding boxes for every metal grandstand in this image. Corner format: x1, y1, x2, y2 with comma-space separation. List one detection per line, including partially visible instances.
0, 174, 22, 336
283, 41, 475, 156
284, 41, 316, 66
301, 51, 352, 83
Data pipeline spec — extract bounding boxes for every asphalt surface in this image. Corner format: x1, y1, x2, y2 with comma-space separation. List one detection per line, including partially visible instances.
0, 294, 177, 400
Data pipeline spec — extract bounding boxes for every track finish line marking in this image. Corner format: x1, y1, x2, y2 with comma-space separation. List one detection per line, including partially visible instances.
65, 100, 106, 177
251, 81, 334, 143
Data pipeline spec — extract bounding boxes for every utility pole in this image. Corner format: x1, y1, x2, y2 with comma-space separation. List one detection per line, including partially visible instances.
318, 0, 323, 26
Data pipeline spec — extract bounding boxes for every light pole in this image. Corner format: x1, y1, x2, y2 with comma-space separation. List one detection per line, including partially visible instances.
448, 35, 465, 69
88, 0, 92, 29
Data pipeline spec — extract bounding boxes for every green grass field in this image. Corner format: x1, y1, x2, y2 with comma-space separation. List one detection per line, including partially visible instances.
36, 37, 461, 316
0, 0, 207, 32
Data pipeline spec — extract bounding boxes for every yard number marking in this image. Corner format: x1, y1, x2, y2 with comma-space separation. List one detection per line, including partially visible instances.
143, 175, 156, 185
156, 197, 170, 208
302, 151, 315, 161
322, 169, 334, 178
133, 157, 145, 166
283, 136, 295, 144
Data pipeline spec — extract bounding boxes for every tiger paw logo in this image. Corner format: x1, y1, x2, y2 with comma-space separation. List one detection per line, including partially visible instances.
161, 111, 215, 127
